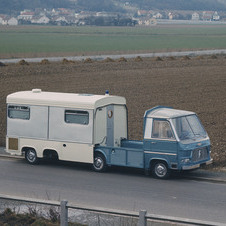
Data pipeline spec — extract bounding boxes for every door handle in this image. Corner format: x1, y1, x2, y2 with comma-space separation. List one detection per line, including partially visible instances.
151, 142, 156, 144
111, 149, 115, 154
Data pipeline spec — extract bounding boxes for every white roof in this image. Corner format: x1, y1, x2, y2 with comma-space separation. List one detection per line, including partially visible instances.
145, 107, 195, 119
7, 89, 126, 109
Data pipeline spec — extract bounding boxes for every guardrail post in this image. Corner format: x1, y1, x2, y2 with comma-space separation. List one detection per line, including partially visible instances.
138, 210, 147, 226
60, 200, 68, 226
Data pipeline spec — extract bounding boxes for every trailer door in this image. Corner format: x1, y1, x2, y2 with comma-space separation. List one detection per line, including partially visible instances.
49, 107, 94, 163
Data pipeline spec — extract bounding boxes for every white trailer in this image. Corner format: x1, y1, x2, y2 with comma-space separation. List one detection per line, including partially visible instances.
6, 89, 127, 165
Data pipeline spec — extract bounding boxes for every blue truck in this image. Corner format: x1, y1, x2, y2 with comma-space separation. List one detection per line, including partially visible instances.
94, 106, 212, 179
6, 90, 212, 179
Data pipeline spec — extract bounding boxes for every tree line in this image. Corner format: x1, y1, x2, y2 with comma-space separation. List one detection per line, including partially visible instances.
1, 0, 226, 15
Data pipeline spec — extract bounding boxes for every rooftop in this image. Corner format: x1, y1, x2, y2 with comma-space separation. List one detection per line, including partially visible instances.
7, 89, 126, 109
145, 106, 195, 119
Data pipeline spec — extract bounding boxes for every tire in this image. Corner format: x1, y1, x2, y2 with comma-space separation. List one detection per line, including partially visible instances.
152, 161, 170, 179
25, 149, 39, 165
93, 153, 107, 172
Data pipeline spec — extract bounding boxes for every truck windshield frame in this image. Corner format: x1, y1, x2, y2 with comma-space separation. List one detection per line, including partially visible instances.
171, 114, 207, 141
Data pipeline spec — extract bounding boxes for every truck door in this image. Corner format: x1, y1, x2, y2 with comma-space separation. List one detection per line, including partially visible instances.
106, 105, 114, 146
144, 119, 178, 167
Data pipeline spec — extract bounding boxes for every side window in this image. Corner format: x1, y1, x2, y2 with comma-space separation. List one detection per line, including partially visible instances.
65, 110, 89, 125
8, 105, 30, 120
152, 120, 175, 139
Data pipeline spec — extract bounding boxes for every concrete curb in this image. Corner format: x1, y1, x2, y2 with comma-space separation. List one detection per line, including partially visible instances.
0, 154, 23, 159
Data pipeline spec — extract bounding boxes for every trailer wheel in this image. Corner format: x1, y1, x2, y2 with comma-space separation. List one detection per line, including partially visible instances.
152, 161, 170, 179
25, 149, 39, 165
93, 153, 106, 172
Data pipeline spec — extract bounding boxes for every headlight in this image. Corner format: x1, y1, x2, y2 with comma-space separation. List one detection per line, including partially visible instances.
181, 158, 191, 163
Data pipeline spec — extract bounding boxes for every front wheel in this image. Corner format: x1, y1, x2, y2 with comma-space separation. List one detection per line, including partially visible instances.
93, 154, 107, 172
25, 149, 39, 165
152, 161, 170, 179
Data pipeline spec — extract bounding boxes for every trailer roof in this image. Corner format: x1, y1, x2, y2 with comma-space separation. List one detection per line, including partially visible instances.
7, 90, 126, 109
145, 106, 195, 119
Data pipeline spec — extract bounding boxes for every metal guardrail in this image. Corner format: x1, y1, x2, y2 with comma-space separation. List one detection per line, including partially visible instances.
0, 194, 222, 226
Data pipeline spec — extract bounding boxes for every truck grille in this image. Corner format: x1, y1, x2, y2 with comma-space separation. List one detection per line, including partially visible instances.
192, 147, 208, 162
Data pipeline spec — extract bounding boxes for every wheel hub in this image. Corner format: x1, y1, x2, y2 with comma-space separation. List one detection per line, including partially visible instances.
156, 164, 166, 177
95, 158, 103, 169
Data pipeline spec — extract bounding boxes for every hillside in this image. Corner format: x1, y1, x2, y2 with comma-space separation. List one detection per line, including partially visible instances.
1, 0, 226, 14
124, 0, 226, 11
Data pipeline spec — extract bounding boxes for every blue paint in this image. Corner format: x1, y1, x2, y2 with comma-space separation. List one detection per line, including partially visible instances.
94, 106, 212, 173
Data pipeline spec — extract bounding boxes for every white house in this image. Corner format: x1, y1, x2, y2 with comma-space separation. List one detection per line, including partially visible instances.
0, 16, 4, 25
0, 16, 18, 25
7, 17, 18, 25
192, 12, 200, 21
153, 13, 163, 19
53, 16, 68, 25
32, 16, 50, 24
213, 11, 220, 21
138, 18, 157, 26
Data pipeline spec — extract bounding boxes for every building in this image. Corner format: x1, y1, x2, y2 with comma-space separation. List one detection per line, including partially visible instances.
213, 11, 220, 21
7, 17, 18, 25
31, 16, 50, 24
202, 11, 214, 21
192, 12, 200, 21
18, 10, 34, 21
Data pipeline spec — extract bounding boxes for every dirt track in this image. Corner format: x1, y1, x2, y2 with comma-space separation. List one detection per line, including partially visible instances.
0, 56, 225, 167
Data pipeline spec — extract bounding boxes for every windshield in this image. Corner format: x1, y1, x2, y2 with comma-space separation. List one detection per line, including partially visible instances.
172, 115, 207, 140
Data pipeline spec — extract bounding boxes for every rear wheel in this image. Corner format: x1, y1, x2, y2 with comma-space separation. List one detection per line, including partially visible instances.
25, 149, 39, 165
93, 153, 107, 172
152, 161, 170, 179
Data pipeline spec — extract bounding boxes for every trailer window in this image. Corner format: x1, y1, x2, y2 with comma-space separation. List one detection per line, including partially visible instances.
152, 120, 175, 139
8, 106, 30, 120
65, 110, 89, 125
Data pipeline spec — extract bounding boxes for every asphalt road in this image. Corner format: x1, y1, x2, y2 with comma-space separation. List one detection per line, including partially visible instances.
1, 49, 226, 63
0, 157, 226, 224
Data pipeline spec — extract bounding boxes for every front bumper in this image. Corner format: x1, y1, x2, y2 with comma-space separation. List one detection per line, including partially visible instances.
182, 158, 213, 170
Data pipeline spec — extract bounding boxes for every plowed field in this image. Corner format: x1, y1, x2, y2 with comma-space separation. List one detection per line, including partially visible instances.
0, 55, 225, 167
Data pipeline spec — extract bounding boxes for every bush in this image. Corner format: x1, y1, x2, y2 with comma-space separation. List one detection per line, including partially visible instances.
18, 59, 29, 65
210, 55, 217, 59
0, 208, 84, 226
154, 56, 163, 61
195, 55, 204, 60
40, 59, 50, 65
84, 58, 93, 63
134, 56, 143, 62
181, 56, 190, 60
103, 57, 114, 62
118, 57, 127, 62
167, 56, 176, 60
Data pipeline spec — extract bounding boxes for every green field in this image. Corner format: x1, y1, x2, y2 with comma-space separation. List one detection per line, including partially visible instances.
1, 25, 226, 58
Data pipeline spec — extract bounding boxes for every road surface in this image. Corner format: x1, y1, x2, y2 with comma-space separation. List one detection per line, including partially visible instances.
0, 157, 225, 224
1, 49, 226, 64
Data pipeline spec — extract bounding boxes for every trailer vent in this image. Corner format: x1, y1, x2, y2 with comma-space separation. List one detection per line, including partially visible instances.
8, 138, 18, 150
32, 89, 42, 93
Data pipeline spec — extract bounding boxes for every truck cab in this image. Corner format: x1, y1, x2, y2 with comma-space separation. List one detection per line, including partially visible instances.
143, 106, 213, 178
